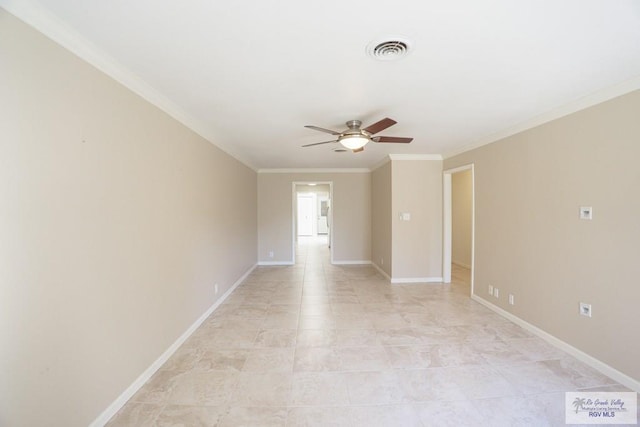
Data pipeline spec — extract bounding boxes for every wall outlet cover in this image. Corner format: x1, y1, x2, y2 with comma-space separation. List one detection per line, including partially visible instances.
580, 206, 593, 220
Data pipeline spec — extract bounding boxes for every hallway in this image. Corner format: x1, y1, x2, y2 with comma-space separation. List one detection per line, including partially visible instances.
108, 238, 627, 426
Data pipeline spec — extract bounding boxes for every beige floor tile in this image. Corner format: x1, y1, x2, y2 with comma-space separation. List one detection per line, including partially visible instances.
106, 402, 163, 426
195, 349, 249, 372
167, 370, 239, 405
108, 240, 622, 426
415, 400, 487, 427
396, 368, 468, 402
155, 404, 228, 427
254, 328, 297, 347
350, 404, 422, 427
346, 371, 405, 404
241, 347, 295, 372
450, 365, 522, 400
293, 346, 342, 372
219, 406, 287, 427
231, 372, 292, 406
290, 372, 350, 405
286, 406, 352, 427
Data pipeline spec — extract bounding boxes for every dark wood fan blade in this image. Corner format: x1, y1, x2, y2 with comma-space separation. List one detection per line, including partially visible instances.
372, 136, 413, 143
362, 117, 397, 135
302, 140, 338, 147
304, 125, 341, 135
352, 147, 365, 153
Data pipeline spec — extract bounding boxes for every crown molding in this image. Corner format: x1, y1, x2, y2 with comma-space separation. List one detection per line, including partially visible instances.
370, 156, 391, 172
258, 168, 371, 174
388, 154, 443, 161
443, 75, 640, 159
0, 1, 257, 170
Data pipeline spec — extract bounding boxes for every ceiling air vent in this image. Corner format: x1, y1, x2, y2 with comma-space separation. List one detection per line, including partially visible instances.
367, 37, 411, 61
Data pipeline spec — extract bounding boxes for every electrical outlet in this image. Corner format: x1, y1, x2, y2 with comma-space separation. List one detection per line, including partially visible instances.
508, 294, 514, 305
214, 283, 219, 295
579, 302, 592, 317
488, 285, 494, 296
494, 288, 500, 298
579, 206, 593, 220
268, 251, 274, 258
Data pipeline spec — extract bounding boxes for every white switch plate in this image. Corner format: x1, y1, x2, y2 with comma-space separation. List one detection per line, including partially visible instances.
580, 206, 593, 220
399, 212, 411, 221
494, 288, 499, 298
580, 302, 592, 317
508, 294, 514, 305
488, 285, 494, 296
268, 251, 274, 258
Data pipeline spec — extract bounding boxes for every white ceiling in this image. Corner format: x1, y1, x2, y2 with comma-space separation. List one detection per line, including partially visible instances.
5, 0, 640, 170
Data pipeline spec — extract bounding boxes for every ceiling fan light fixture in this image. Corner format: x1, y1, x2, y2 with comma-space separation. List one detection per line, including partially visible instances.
339, 134, 369, 150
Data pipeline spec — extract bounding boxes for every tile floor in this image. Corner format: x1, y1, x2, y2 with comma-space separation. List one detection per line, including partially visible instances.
108, 236, 635, 426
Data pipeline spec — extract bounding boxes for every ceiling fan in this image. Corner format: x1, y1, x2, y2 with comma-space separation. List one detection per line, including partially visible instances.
302, 117, 413, 153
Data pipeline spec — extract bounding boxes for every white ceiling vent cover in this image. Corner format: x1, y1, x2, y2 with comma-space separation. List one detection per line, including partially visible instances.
367, 37, 412, 61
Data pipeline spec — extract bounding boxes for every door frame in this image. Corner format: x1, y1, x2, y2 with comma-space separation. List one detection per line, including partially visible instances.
442, 164, 475, 296
292, 181, 334, 263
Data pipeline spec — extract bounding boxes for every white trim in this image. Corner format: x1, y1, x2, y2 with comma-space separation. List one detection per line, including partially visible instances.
443, 75, 640, 160
371, 262, 392, 282
370, 156, 391, 172
443, 173, 452, 284
471, 295, 640, 393
442, 164, 475, 297
89, 264, 257, 427
331, 260, 372, 265
257, 261, 295, 266
388, 154, 443, 161
0, 1, 256, 171
259, 168, 370, 174
444, 164, 475, 175
391, 277, 443, 284
452, 261, 471, 269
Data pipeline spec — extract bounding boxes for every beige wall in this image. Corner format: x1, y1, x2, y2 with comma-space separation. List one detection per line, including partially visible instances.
452, 169, 472, 267
0, 11, 257, 427
444, 90, 640, 383
258, 172, 371, 263
391, 160, 443, 280
371, 161, 392, 277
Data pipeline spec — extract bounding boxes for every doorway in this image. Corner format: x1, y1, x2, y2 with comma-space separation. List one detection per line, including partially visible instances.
293, 182, 333, 263
443, 164, 475, 295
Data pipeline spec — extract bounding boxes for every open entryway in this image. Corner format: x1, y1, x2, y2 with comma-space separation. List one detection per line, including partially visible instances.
292, 182, 333, 263
443, 164, 475, 296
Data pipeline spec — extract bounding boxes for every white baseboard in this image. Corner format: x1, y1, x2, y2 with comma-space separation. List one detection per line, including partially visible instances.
257, 261, 295, 266
331, 260, 372, 265
371, 262, 392, 282
370, 263, 444, 285
452, 261, 471, 269
471, 294, 640, 393
90, 263, 257, 427
391, 276, 444, 284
